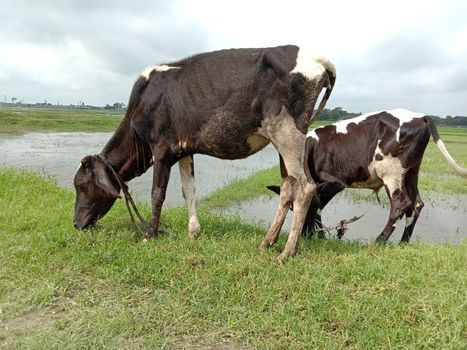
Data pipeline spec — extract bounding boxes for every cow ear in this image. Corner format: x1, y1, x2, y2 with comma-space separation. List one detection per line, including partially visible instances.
81, 155, 93, 168
96, 176, 121, 198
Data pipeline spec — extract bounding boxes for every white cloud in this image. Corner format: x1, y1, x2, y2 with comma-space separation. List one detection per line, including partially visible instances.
1, 0, 466, 115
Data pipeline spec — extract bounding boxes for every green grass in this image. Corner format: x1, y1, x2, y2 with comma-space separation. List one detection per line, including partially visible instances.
201, 167, 281, 210
1, 168, 466, 349
0, 108, 123, 135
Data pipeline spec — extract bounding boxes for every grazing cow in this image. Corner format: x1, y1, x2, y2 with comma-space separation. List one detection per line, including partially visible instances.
269, 109, 467, 242
73, 45, 336, 260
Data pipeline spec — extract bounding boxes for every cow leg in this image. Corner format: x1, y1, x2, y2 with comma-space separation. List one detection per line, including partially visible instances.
376, 186, 412, 242
400, 194, 424, 243
279, 172, 315, 260
179, 156, 201, 238
148, 151, 172, 237
302, 192, 321, 237
259, 108, 316, 260
400, 170, 424, 243
312, 181, 345, 238
259, 157, 292, 250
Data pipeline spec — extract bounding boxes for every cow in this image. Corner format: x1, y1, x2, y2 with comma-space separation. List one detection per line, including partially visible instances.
268, 108, 467, 242
73, 45, 336, 260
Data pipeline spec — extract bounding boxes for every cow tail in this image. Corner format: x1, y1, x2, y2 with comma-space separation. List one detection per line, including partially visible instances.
309, 57, 336, 125
426, 116, 467, 177
304, 137, 317, 184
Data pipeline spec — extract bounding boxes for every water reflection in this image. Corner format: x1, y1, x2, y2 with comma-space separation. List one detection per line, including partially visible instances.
219, 193, 467, 243
0, 132, 278, 206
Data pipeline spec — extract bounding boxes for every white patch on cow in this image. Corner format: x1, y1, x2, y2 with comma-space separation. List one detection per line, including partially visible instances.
351, 139, 407, 194
291, 50, 326, 81
387, 108, 426, 142
370, 140, 406, 197
334, 111, 382, 134
178, 157, 200, 238
312, 54, 336, 77
317, 209, 322, 215
334, 108, 426, 137
306, 128, 320, 142
140, 65, 180, 80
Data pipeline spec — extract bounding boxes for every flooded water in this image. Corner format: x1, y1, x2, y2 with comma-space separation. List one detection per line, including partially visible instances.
0, 132, 278, 206
220, 192, 467, 244
1, 132, 465, 243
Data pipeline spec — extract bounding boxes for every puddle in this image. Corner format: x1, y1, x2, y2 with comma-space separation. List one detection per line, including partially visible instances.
0, 132, 278, 206
219, 191, 467, 244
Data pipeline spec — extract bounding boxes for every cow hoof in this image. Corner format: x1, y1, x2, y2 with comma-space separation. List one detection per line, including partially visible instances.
277, 248, 296, 263
189, 231, 200, 239
258, 240, 271, 252
188, 220, 201, 239
375, 236, 386, 243
277, 252, 290, 264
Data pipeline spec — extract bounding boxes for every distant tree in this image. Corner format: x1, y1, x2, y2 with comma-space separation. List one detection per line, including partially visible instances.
432, 115, 467, 127
319, 107, 361, 121
11, 97, 17, 103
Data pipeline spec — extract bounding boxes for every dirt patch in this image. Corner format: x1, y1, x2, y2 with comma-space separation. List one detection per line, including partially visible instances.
0, 307, 66, 347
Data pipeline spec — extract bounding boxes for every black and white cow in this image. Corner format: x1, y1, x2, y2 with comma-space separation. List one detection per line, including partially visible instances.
73, 45, 336, 260
270, 109, 466, 242
302, 108, 467, 242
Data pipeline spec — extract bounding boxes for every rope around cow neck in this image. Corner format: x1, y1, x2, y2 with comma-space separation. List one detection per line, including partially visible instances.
97, 154, 150, 239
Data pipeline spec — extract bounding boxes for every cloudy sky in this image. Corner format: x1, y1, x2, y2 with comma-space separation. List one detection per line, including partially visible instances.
1, 0, 466, 116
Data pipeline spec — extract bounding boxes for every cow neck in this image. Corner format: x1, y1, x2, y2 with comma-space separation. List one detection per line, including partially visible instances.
100, 119, 151, 183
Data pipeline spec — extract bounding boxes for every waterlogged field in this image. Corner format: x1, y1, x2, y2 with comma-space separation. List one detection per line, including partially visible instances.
1, 108, 467, 348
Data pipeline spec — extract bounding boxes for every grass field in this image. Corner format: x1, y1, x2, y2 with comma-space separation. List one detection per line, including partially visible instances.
1, 169, 466, 349
1, 108, 466, 348
0, 108, 123, 135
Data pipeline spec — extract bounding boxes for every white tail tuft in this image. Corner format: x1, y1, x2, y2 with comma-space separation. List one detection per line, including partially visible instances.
436, 139, 467, 177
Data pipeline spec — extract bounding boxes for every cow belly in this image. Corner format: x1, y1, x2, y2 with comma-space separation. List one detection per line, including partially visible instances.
350, 177, 384, 190
198, 136, 269, 159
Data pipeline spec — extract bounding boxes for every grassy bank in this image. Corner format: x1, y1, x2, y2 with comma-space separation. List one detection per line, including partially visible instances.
1, 168, 466, 349
0, 108, 123, 135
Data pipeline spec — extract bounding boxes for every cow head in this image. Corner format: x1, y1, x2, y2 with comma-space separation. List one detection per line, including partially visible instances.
73, 155, 120, 229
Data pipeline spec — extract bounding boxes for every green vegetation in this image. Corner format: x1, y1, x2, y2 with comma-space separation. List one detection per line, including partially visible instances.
0, 108, 123, 135
1, 168, 466, 349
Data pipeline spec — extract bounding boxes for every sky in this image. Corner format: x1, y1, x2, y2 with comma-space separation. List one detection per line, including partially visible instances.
1, 0, 466, 116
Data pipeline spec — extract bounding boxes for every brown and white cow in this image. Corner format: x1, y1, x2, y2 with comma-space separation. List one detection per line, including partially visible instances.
269, 109, 466, 241
73, 45, 336, 260
298, 108, 466, 242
